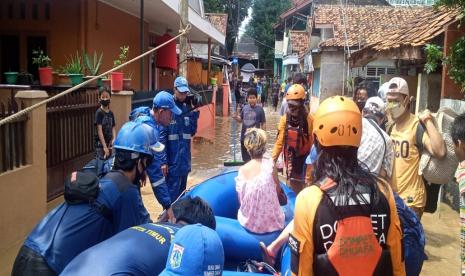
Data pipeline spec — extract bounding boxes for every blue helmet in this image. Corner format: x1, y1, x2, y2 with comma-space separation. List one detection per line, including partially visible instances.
114, 121, 164, 157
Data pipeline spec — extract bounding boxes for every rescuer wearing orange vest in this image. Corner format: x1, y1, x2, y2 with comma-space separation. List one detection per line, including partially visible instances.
272, 84, 313, 194
290, 96, 405, 276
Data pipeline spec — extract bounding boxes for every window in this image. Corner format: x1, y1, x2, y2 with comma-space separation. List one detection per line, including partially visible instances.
20, 2, 25, 19
32, 2, 38, 20
366, 66, 396, 77
45, 2, 50, 20
7, 3, 13, 19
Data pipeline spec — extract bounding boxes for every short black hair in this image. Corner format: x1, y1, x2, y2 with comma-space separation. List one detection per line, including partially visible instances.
99, 87, 111, 97
287, 77, 293, 82
247, 88, 258, 98
451, 113, 465, 143
172, 196, 216, 230
293, 73, 306, 86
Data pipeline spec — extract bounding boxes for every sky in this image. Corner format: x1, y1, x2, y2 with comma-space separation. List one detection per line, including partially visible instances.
238, 7, 252, 39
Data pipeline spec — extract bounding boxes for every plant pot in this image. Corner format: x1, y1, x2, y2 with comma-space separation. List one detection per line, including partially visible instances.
83, 76, 99, 87
4, 72, 18, 84
110, 72, 124, 92
123, 78, 132, 90
68, 74, 83, 86
39, 67, 53, 86
56, 74, 71, 86
102, 79, 111, 91
210, 77, 217, 86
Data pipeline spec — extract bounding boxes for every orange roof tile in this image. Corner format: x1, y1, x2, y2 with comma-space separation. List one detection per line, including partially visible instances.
358, 7, 462, 51
314, 5, 426, 48
205, 13, 228, 35
290, 30, 310, 57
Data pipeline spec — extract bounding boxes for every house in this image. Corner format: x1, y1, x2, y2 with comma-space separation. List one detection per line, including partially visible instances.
309, 5, 425, 100
272, 0, 390, 84
350, 7, 464, 112
0, 0, 225, 91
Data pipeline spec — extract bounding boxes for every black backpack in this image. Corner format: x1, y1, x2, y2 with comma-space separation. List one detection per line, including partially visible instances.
64, 171, 112, 220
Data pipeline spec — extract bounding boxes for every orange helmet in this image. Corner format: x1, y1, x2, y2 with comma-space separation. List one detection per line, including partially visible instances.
313, 96, 362, 147
286, 84, 305, 100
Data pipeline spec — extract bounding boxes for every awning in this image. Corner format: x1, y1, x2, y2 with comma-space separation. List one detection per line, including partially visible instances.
283, 55, 299, 66
100, 0, 225, 45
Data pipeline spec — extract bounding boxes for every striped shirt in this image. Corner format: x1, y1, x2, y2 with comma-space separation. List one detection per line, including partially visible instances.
455, 161, 465, 275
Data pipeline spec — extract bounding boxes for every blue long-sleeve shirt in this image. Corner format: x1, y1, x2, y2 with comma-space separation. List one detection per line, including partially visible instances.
24, 171, 150, 273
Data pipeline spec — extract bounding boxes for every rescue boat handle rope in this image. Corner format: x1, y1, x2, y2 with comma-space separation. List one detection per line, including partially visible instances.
0, 24, 192, 127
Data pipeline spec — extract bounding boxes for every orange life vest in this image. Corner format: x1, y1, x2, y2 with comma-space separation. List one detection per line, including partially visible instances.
284, 124, 311, 157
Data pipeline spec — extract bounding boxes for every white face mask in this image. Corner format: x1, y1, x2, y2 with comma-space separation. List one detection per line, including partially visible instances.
387, 101, 406, 120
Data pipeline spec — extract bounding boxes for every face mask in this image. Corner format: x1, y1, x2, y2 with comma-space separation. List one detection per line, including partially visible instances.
100, 99, 110, 107
387, 101, 406, 120
133, 159, 147, 187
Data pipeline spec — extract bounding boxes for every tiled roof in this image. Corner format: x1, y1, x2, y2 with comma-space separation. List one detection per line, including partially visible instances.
205, 13, 228, 35
314, 5, 426, 48
357, 7, 462, 51
290, 30, 310, 57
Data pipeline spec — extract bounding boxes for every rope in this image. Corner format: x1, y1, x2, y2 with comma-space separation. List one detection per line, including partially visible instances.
0, 24, 192, 127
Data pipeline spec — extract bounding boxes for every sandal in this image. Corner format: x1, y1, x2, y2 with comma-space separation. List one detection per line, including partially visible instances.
259, 241, 276, 267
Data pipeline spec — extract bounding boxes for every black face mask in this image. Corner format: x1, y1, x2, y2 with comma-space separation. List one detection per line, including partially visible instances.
133, 160, 147, 187
100, 99, 110, 107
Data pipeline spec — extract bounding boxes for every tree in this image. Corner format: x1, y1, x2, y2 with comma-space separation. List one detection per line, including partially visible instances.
245, 0, 291, 69
203, 0, 252, 56
424, 1, 465, 91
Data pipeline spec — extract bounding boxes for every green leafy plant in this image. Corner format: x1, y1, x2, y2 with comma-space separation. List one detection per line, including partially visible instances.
84, 51, 103, 76
65, 52, 83, 74
446, 37, 465, 92
424, 44, 443, 74
113, 45, 129, 68
32, 49, 51, 67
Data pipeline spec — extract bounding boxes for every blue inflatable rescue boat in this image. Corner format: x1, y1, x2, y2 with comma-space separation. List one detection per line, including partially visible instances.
183, 169, 296, 272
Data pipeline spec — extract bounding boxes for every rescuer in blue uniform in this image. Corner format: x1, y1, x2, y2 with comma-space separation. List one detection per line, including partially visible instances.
11, 121, 164, 275
128, 91, 183, 214
61, 196, 216, 276
166, 76, 200, 201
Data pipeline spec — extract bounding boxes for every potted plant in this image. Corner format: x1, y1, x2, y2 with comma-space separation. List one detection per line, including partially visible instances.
123, 71, 133, 90
55, 66, 71, 86
32, 49, 52, 86
65, 52, 83, 86
84, 51, 103, 87
111, 45, 129, 92
4, 70, 18, 84
210, 66, 220, 86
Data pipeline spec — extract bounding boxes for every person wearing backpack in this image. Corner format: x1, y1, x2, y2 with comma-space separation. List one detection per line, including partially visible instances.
290, 96, 405, 276
359, 96, 394, 182
11, 121, 164, 276
451, 113, 465, 275
385, 77, 446, 219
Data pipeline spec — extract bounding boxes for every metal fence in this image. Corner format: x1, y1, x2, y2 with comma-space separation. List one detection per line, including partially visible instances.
0, 100, 27, 173
46, 87, 99, 200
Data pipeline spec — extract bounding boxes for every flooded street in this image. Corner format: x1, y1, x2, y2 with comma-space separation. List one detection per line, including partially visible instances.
140, 104, 461, 275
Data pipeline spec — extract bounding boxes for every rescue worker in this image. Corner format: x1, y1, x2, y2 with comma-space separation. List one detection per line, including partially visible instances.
272, 84, 313, 194
160, 224, 224, 276
290, 96, 405, 276
11, 121, 163, 275
108, 91, 181, 216
61, 197, 217, 275
166, 76, 200, 202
